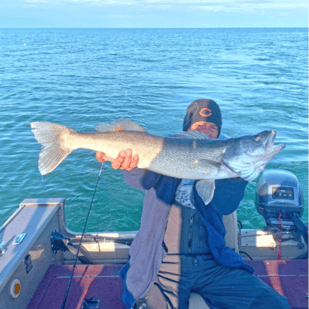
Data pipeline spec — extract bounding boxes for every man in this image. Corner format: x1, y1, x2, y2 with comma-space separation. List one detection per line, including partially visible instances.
96, 99, 290, 309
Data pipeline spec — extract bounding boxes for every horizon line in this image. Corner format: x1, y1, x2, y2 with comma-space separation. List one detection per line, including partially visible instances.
0, 26, 308, 29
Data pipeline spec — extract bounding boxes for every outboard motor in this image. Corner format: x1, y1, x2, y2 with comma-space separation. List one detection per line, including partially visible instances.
255, 169, 304, 230
255, 169, 307, 257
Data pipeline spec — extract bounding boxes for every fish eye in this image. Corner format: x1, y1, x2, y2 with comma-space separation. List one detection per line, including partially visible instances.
254, 136, 261, 142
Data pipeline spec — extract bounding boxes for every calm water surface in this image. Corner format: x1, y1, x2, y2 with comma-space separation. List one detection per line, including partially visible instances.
0, 28, 307, 232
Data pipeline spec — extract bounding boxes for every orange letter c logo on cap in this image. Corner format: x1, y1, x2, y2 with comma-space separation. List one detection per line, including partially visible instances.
199, 108, 212, 117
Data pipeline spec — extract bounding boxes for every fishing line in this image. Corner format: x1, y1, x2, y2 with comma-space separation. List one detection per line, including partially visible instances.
61, 162, 104, 309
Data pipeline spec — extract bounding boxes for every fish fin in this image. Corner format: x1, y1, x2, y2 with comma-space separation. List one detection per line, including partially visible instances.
30, 122, 73, 175
166, 130, 210, 140
95, 118, 146, 132
223, 159, 260, 181
196, 179, 216, 205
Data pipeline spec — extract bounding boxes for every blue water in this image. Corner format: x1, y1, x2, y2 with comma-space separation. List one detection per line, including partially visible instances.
0, 28, 307, 232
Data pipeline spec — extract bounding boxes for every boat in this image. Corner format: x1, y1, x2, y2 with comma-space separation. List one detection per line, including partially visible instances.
0, 169, 307, 309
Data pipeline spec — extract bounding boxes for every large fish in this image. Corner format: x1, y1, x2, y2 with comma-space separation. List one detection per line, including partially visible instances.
30, 119, 285, 205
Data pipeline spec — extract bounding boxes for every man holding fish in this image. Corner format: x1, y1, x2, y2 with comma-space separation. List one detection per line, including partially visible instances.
95, 99, 290, 309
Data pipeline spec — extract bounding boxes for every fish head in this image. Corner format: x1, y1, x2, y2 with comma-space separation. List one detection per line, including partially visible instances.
223, 130, 286, 181
240, 130, 285, 156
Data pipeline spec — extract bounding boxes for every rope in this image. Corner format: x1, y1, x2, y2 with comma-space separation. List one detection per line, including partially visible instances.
277, 211, 283, 260
61, 163, 104, 309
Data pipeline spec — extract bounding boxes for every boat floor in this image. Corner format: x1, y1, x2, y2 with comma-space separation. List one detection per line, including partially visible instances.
27, 264, 126, 309
26, 260, 308, 309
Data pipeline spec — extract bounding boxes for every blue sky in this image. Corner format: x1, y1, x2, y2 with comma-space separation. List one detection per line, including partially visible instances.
0, 0, 308, 28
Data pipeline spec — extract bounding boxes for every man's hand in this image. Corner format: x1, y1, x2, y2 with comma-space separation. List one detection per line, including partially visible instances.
96, 149, 139, 171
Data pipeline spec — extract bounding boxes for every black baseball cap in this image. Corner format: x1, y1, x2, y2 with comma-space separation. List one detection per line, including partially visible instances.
182, 99, 222, 135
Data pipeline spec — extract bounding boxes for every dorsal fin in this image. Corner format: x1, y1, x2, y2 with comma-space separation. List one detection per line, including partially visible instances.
95, 118, 146, 132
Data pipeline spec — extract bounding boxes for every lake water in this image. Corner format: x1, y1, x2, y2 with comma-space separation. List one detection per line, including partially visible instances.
0, 28, 307, 232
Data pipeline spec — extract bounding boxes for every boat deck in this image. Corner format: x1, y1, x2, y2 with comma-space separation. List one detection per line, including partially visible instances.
27, 259, 308, 309
27, 264, 126, 309
248, 259, 308, 309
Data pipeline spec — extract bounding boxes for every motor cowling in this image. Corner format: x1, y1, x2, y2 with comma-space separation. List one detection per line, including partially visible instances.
255, 169, 304, 231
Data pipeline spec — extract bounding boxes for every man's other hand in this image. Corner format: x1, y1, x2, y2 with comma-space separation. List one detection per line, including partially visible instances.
96, 149, 139, 171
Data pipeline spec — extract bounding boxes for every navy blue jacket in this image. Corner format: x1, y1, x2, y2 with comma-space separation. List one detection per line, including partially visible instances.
119, 168, 254, 309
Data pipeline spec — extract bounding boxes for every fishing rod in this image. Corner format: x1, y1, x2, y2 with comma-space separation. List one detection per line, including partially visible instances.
61, 162, 104, 309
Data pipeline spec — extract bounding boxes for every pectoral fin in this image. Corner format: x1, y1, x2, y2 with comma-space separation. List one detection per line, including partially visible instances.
195, 179, 216, 206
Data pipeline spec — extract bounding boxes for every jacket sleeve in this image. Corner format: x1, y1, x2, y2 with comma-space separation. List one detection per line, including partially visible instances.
210, 178, 248, 216
122, 168, 161, 190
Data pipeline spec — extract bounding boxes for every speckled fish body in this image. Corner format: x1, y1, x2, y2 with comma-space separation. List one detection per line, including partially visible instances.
30, 119, 285, 205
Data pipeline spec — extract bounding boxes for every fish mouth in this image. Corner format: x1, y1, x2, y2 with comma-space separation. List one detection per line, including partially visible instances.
256, 130, 285, 151
250, 130, 285, 171
266, 131, 286, 154
255, 130, 286, 166
267, 130, 276, 146
256, 130, 276, 147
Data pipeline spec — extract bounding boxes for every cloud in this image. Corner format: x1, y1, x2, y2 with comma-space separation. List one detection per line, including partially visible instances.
144, 0, 308, 11
2, 0, 307, 13
17, 0, 309, 8
0, 0, 306, 27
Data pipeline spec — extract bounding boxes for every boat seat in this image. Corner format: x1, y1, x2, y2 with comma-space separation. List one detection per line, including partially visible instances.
189, 293, 210, 309
222, 210, 239, 252
188, 210, 238, 308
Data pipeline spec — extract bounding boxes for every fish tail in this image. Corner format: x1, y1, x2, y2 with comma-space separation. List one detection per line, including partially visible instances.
30, 122, 74, 175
